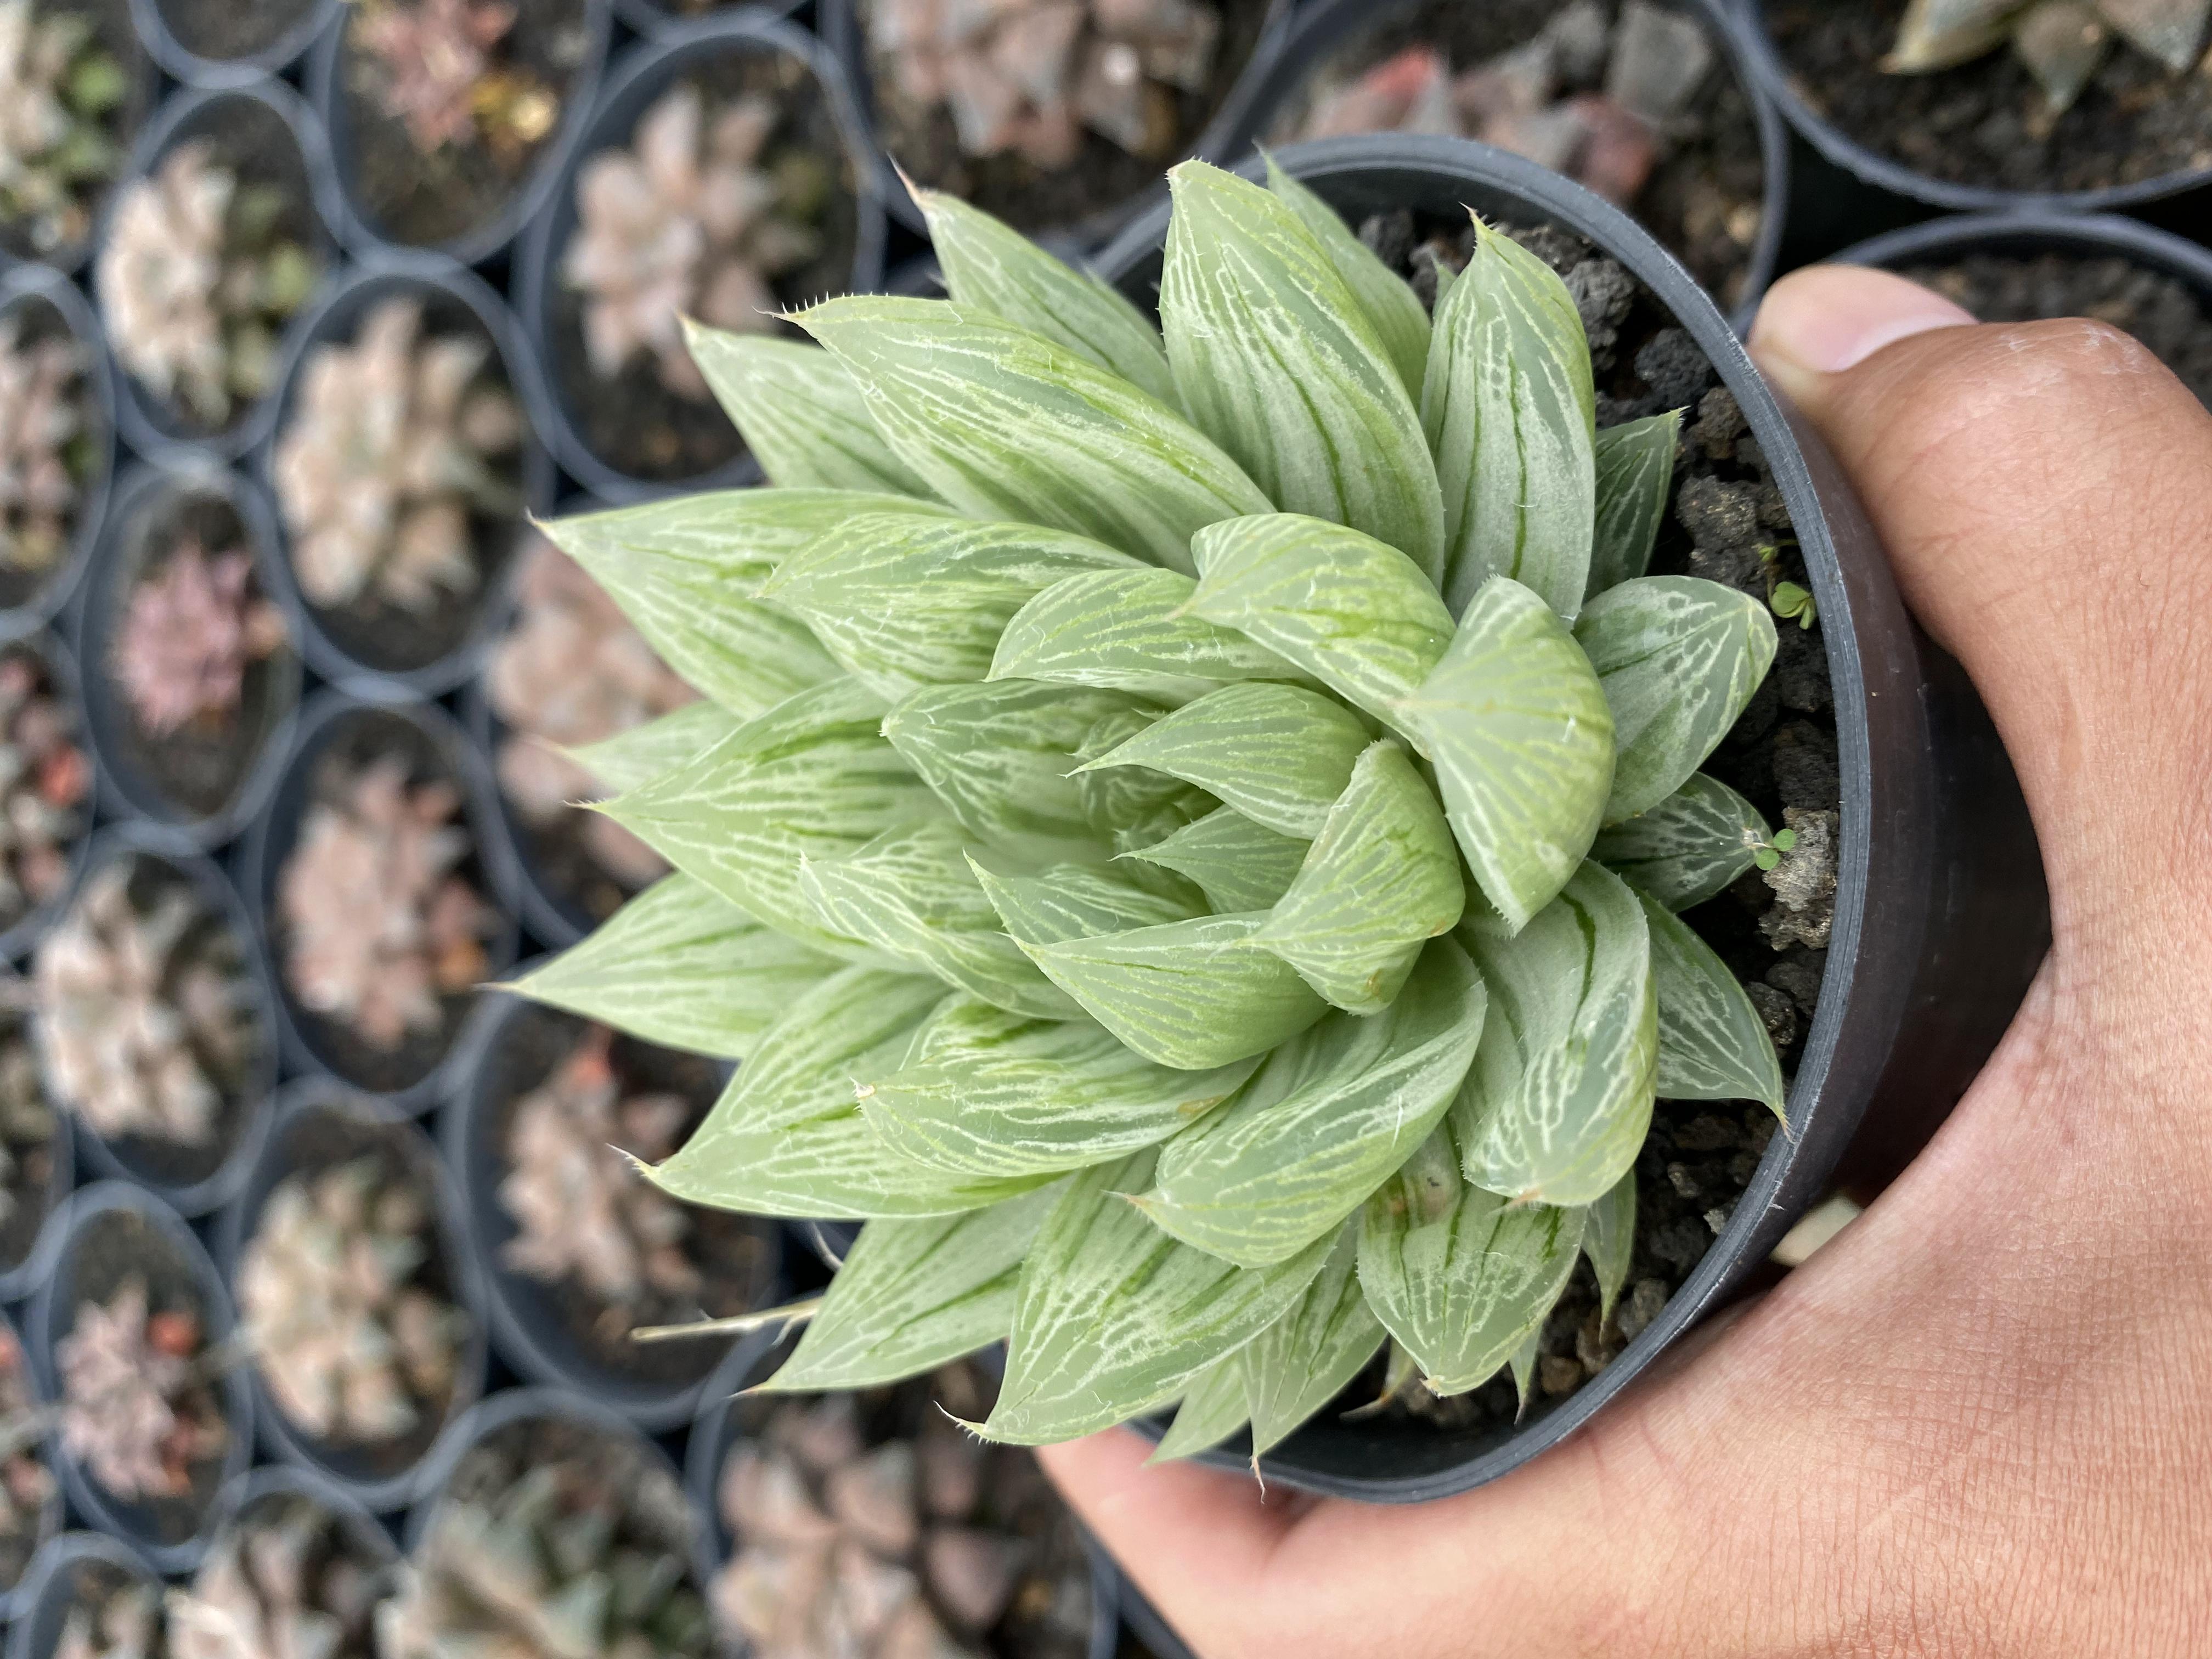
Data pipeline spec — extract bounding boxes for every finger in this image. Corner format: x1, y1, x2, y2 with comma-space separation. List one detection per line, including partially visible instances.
1750, 265, 2212, 955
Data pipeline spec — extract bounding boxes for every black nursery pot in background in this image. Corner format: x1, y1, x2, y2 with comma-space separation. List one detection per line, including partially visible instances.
443, 988, 782, 1432
257, 255, 557, 698
100, 82, 345, 467
216, 1080, 490, 1514
1220, 0, 1789, 330
0, 970, 72, 1308
0, 268, 115, 632
76, 462, 303, 850
0, 1307, 63, 1622
515, 11, 889, 501
202, 1462, 399, 1583
1085, 132, 2049, 1501
312, 0, 613, 266
241, 688, 522, 1115
50, 823, 284, 1218
24, 1182, 256, 1577
128, 0, 340, 87
1, 1532, 157, 1659
0, 626, 95, 965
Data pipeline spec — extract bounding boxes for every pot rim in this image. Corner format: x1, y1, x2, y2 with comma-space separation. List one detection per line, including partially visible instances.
2, 1530, 159, 1659
1835, 205, 2212, 292
128, 0, 343, 88
0, 268, 116, 634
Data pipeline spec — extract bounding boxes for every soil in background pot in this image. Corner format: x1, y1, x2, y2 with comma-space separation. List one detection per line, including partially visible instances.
549, 47, 862, 482
1901, 251, 2212, 408
337, 0, 599, 248
0, 1331, 57, 1596
1266, 0, 1766, 313
0, 295, 106, 614
0, 0, 148, 266
1768, 0, 2212, 195
94, 483, 295, 822
0, 1003, 64, 1284
158, 0, 320, 62
482, 1003, 780, 1389
711, 1357, 1096, 1659
858, 0, 1276, 233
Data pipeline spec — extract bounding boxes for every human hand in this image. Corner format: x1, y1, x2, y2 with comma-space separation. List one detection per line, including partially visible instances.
1037, 265, 2212, 1658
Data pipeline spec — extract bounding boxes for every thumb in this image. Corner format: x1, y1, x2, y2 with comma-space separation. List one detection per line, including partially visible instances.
1751, 265, 2212, 961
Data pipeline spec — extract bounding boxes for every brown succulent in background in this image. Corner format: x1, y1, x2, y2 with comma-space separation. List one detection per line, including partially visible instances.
55, 1277, 230, 1503
0, 0, 131, 258
869, 0, 1223, 168
166, 1494, 388, 1659
269, 296, 523, 617
0, 1019, 58, 1243
565, 83, 828, 400
0, 647, 85, 924
351, 0, 557, 159
1294, 0, 1715, 207
238, 1158, 467, 1447
95, 143, 320, 430
498, 1028, 698, 1322
32, 859, 256, 1148
53, 1575, 162, 1659
110, 539, 288, 739
277, 755, 492, 1051
0, 313, 89, 575
0, 1329, 55, 1591
486, 539, 689, 890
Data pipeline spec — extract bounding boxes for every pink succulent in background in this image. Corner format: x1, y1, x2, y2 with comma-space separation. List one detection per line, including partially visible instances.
55, 1277, 229, 1503
276, 755, 493, 1051
353, 0, 518, 153
110, 539, 288, 738
0, 647, 87, 923
0, 314, 87, 576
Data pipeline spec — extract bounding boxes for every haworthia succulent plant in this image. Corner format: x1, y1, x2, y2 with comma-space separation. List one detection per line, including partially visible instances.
518, 162, 1793, 1458
1882, 0, 2212, 116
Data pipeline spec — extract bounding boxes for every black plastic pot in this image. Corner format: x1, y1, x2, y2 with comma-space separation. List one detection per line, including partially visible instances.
0, 15, 156, 279
1836, 208, 2212, 312
0, 968, 72, 1306
256, 255, 557, 698
98, 83, 345, 468
0, 626, 95, 966
42, 823, 283, 1218
0, 1307, 63, 1621
2, 1532, 157, 1659
201, 1462, 399, 1585
24, 1182, 256, 1575
821, 0, 1296, 250
443, 986, 783, 1431
515, 12, 890, 501
129, 0, 341, 87
686, 1333, 1122, 1659
0, 269, 115, 632
75, 462, 303, 851
214, 1080, 492, 1515
1084, 132, 2049, 1500
613, 0, 800, 38
239, 687, 523, 1115
1220, 0, 1788, 332
311, 0, 613, 267
1737, 0, 2212, 215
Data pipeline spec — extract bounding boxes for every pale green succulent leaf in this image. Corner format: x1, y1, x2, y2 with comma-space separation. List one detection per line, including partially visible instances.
1159, 162, 1444, 580
1141, 938, 1485, 1267
1423, 219, 1597, 618
1188, 514, 1453, 735
510, 873, 838, 1059
1592, 772, 1769, 911
1125, 806, 1310, 913
1263, 154, 1431, 402
760, 1184, 1066, 1391
682, 325, 933, 496
1509, 1325, 1542, 1417
560, 701, 741, 796
1644, 893, 1787, 1116
599, 679, 941, 958
1357, 1125, 1587, 1396
1241, 1220, 1385, 1458
991, 567, 1311, 704
795, 295, 1271, 571
1398, 575, 1615, 930
973, 860, 1205, 947
1584, 1169, 1637, 1326
1576, 576, 1780, 823
985, 1149, 1334, 1443
1077, 682, 1369, 838
1882, 0, 2030, 72
1588, 411, 1681, 597
797, 820, 1077, 1018
1148, 1354, 1252, 1464
1250, 742, 1465, 1014
856, 995, 1258, 1178
917, 186, 1180, 407
763, 515, 1141, 698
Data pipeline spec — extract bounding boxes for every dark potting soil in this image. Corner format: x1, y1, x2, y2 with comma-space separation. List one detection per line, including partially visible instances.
0, 1021, 62, 1279
861, 0, 1277, 234
549, 51, 864, 483
483, 1003, 781, 1388
338, 0, 596, 248
1768, 0, 2212, 194
510, 796, 636, 930
158, 0, 318, 61
1900, 252, 2212, 410
1269, 0, 1769, 312
273, 710, 490, 1094
1333, 208, 1839, 1438
98, 489, 297, 822
0, 296, 102, 616
59, 1207, 234, 1543
0, 0, 150, 266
